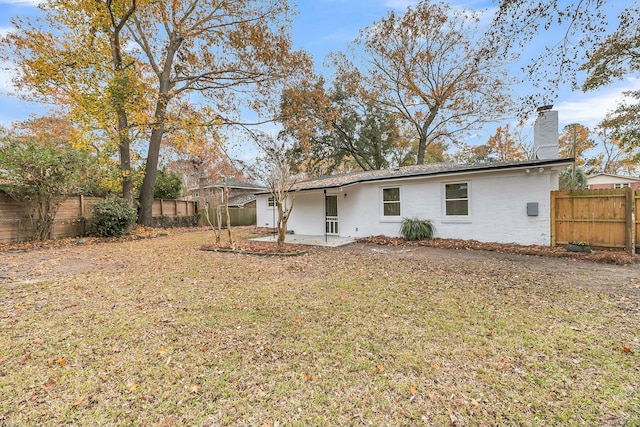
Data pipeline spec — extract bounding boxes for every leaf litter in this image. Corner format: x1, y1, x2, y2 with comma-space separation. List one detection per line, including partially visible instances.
0, 228, 638, 426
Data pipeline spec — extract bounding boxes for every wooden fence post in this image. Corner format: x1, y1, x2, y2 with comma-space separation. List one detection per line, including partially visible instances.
625, 188, 634, 255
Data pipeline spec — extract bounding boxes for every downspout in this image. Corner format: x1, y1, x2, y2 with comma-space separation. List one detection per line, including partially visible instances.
324, 188, 327, 243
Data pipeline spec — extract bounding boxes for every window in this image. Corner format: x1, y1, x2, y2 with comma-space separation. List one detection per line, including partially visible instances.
268, 196, 276, 207
445, 183, 468, 216
382, 187, 401, 216
614, 183, 630, 189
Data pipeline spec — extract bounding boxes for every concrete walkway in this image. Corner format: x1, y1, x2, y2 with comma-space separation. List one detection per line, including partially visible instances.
251, 234, 355, 247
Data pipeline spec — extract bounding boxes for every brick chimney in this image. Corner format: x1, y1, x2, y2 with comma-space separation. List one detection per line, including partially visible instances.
533, 105, 559, 160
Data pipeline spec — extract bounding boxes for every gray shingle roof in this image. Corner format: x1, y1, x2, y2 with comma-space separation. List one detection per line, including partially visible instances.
288, 158, 574, 192
227, 193, 256, 207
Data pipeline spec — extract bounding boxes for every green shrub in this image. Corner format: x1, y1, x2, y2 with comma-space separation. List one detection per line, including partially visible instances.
153, 168, 182, 200
400, 217, 435, 241
91, 196, 137, 237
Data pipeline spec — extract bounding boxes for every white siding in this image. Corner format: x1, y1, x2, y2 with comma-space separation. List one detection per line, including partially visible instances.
587, 174, 640, 186
258, 168, 560, 246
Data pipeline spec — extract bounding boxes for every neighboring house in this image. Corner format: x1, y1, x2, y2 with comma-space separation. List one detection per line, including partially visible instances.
227, 193, 259, 208
256, 108, 573, 246
587, 173, 640, 190
185, 179, 265, 209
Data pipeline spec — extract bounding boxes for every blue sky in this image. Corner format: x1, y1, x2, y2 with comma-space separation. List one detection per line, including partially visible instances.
1, 0, 638, 146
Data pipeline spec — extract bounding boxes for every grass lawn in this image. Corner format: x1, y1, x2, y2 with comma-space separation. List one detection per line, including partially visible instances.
1, 229, 638, 426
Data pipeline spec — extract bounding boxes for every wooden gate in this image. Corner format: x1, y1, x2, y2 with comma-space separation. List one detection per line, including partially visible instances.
551, 189, 636, 253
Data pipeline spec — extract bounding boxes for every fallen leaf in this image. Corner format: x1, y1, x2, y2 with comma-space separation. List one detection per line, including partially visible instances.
129, 383, 138, 392
409, 385, 418, 396
486, 331, 493, 337
43, 378, 56, 391
200, 346, 209, 352
305, 373, 313, 381
191, 384, 200, 393
23, 353, 31, 361
295, 317, 302, 324
71, 396, 85, 407
622, 345, 634, 353
376, 364, 385, 373
55, 358, 66, 367
471, 399, 480, 408
157, 347, 165, 356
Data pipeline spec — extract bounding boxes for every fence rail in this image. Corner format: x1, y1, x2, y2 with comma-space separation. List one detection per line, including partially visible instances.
551, 189, 637, 254
0, 192, 198, 244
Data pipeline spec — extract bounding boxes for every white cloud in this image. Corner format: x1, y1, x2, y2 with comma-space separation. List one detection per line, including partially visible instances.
0, 0, 44, 5
0, 60, 17, 93
384, 0, 419, 11
0, 26, 14, 37
556, 77, 640, 129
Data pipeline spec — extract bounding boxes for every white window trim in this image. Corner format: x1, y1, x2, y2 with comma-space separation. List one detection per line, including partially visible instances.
442, 181, 472, 223
380, 186, 402, 222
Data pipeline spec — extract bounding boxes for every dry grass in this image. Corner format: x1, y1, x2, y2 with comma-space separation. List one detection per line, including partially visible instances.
1, 229, 638, 426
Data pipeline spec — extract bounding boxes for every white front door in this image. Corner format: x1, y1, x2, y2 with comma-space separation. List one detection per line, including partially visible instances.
325, 195, 338, 235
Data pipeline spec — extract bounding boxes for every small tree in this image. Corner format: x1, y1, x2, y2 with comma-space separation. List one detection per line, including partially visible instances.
559, 166, 588, 190
252, 132, 299, 247
153, 167, 182, 199
0, 139, 87, 240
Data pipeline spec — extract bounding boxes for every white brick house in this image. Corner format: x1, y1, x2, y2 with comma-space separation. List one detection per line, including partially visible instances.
257, 158, 572, 246
256, 108, 572, 246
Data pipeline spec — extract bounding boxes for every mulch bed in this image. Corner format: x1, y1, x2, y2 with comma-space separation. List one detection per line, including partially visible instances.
200, 240, 309, 256
356, 235, 639, 265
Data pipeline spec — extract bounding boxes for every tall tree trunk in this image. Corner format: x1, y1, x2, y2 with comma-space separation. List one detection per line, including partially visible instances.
138, 94, 167, 226
117, 115, 134, 205
107, 0, 137, 206
416, 133, 427, 165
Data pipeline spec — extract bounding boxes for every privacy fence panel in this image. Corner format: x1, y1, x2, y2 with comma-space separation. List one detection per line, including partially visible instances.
0, 193, 198, 244
200, 207, 256, 227
636, 190, 640, 251
551, 189, 636, 253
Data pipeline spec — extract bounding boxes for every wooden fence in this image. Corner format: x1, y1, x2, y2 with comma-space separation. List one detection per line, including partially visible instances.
0, 192, 198, 243
551, 189, 637, 253
199, 207, 256, 227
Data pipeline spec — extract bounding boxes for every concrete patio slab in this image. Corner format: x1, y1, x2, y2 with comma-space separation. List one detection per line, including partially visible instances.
250, 234, 355, 247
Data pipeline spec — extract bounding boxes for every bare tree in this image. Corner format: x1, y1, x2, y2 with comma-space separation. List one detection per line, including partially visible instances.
124, 0, 311, 225
250, 132, 299, 247
332, 1, 513, 165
